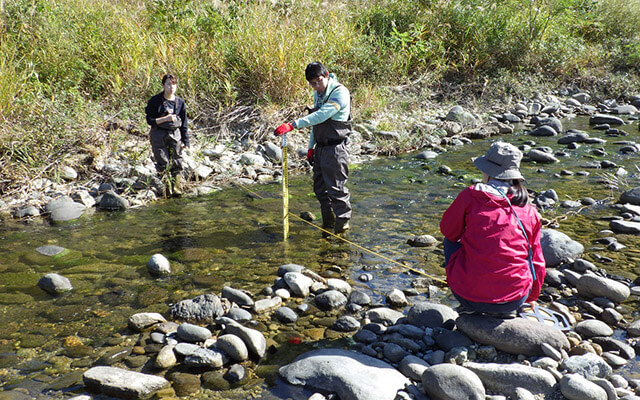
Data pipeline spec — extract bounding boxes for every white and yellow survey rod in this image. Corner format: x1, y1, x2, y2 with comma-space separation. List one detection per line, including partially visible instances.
281, 133, 289, 240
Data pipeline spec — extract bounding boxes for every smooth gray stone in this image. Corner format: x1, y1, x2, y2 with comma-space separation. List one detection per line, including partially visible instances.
50, 202, 86, 222
613, 105, 638, 115
407, 301, 458, 329
278, 263, 305, 276
407, 234, 437, 247
353, 329, 378, 344
415, 151, 439, 160
421, 364, 485, 400
575, 320, 613, 338
279, 349, 411, 400
222, 286, 254, 307
610, 220, 640, 234
590, 114, 624, 126
83, 366, 170, 399
263, 141, 282, 162
327, 278, 352, 294
128, 312, 166, 332
530, 125, 557, 137
561, 352, 612, 379
225, 307, 252, 322
147, 254, 171, 276
527, 149, 558, 163
536, 117, 563, 133
591, 337, 635, 359
314, 290, 347, 311
620, 188, 640, 205
274, 306, 298, 323
253, 297, 282, 313
98, 190, 129, 210
560, 373, 608, 400
545, 269, 565, 287
386, 289, 409, 308
464, 361, 556, 395
177, 323, 212, 343
387, 324, 425, 340
333, 316, 360, 332
383, 342, 408, 363
572, 258, 597, 272
240, 153, 265, 166
155, 344, 177, 369
558, 133, 589, 144
399, 355, 430, 381
283, 272, 313, 297
170, 294, 223, 323
456, 314, 569, 356
184, 347, 226, 368
225, 364, 245, 383
627, 319, 640, 337
576, 274, 630, 303
349, 290, 371, 306
602, 351, 627, 368
433, 329, 473, 352
366, 307, 404, 325
37, 273, 73, 295
217, 316, 266, 358
173, 342, 201, 356
35, 245, 66, 256
45, 196, 74, 213
216, 334, 249, 361
541, 229, 584, 267
15, 205, 40, 218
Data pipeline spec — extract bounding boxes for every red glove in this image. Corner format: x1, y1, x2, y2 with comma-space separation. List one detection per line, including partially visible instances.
274, 123, 294, 136
307, 148, 314, 165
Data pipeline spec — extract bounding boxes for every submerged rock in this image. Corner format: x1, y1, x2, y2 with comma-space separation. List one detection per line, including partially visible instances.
37, 273, 73, 295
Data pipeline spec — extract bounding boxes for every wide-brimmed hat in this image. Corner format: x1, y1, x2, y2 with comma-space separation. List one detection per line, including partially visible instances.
472, 142, 524, 180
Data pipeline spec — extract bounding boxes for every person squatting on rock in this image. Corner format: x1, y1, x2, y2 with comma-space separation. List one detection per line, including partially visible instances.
440, 141, 546, 317
145, 74, 189, 196
274, 62, 352, 234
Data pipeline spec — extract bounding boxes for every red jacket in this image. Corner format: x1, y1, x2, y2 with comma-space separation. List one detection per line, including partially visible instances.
440, 185, 546, 304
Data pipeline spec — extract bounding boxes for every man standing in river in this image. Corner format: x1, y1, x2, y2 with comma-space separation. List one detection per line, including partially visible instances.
145, 74, 189, 196
274, 62, 352, 234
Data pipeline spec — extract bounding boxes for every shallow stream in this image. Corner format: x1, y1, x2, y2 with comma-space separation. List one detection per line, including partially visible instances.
1, 115, 640, 398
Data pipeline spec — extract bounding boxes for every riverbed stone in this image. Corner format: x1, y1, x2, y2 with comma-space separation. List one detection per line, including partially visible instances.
222, 286, 254, 307
560, 373, 608, 400
274, 306, 298, 324
184, 347, 226, 368
253, 297, 282, 313
421, 363, 485, 400
283, 272, 313, 297
591, 337, 635, 359
541, 229, 584, 267
170, 294, 223, 323
627, 320, 640, 337
576, 320, 614, 338
217, 316, 266, 358
576, 274, 630, 303
240, 153, 265, 166
530, 125, 557, 137
98, 190, 129, 210
37, 273, 73, 295
354, 329, 378, 344
349, 290, 371, 306
147, 254, 171, 276
225, 307, 252, 322
50, 202, 86, 222
216, 334, 249, 361
527, 149, 558, 163
561, 352, 612, 379
177, 323, 212, 343
83, 366, 170, 399
610, 220, 640, 234
398, 355, 430, 381
314, 290, 347, 311
279, 348, 411, 400
407, 234, 437, 247
333, 316, 361, 332
35, 245, 66, 256
415, 151, 439, 160
155, 344, 177, 369
128, 312, 166, 331
620, 188, 640, 205
327, 278, 352, 294
464, 361, 556, 395
386, 289, 409, 308
590, 114, 624, 126
456, 314, 569, 356
278, 263, 305, 276
168, 372, 201, 396
407, 301, 458, 329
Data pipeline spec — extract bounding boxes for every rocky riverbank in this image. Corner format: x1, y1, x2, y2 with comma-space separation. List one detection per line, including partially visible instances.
3, 90, 640, 400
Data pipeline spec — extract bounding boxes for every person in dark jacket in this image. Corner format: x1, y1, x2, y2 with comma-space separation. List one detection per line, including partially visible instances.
274, 62, 352, 234
145, 74, 189, 195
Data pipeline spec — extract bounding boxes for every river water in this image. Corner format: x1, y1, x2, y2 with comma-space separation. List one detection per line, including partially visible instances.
1, 115, 640, 398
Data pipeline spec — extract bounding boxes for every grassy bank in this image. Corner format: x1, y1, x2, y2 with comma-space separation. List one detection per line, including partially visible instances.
1, 0, 639, 195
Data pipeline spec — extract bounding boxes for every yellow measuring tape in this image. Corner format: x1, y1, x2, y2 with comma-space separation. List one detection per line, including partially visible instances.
236, 162, 448, 286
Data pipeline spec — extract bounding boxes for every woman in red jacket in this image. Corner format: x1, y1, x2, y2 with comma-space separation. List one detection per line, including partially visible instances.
440, 141, 546, 317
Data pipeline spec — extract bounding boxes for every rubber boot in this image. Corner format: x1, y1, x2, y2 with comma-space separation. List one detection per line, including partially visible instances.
334, 217, 350, 234
321, 207, 336, 229
172, 174, 183, 197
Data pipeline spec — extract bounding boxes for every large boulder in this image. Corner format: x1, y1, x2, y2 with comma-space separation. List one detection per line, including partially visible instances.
456, 314, 569, 356
421, 364, 485, 400
279, 349, 410, 400
541, 229, 584, 267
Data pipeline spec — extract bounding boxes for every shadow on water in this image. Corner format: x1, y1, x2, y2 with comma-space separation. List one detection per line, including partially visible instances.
1, 115, 640, 397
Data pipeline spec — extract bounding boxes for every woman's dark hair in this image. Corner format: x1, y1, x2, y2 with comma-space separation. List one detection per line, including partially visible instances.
162, 74, 178, 85
508, 179, 529, 207
305, 62, 328, 81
